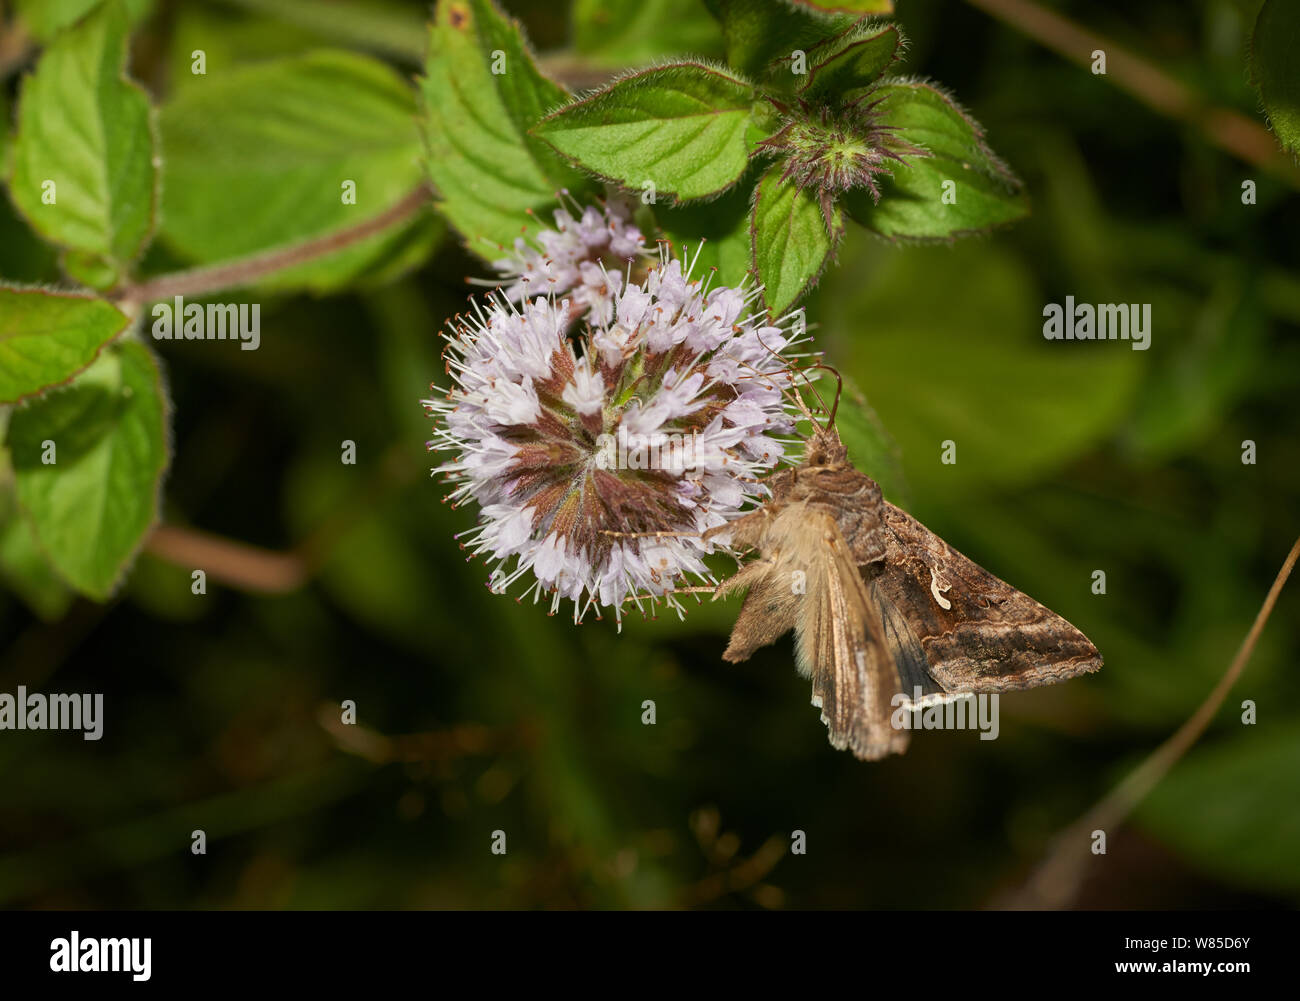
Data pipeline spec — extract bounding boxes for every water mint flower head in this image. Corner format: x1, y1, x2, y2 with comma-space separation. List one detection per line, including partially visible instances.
491, 197, 647, 325
757, 92, 930, 230
425, 249, 808, 624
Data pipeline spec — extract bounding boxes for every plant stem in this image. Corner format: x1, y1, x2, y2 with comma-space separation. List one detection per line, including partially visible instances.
147, 524, 308, 593
999, 534, 1300, 909
965, 0, 1300, 187
144, 443, 417, 593
0, 19, 33, 79
114, 185, 431, 306
317, 707, 534, 764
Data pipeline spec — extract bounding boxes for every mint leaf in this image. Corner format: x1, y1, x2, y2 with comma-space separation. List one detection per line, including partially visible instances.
709, 0, 857, 84
420, 0, 591, 256
1250, 0, 1300, 155
0, 503, 73, 621
7, 341, 169, 600
159, 50, 429, 292
751, 166, 837, 314
799, 21, 899, 98
534, 63, 757, 202
0, 286, 128, 404
9, 0, 158, 282
845, 80, 1027, 241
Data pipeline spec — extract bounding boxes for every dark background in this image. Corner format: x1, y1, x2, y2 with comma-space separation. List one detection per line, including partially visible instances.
0, 0, 1297, 909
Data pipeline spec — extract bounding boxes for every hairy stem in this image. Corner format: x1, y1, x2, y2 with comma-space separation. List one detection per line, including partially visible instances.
144, 444, 416, 593
146, 524, 308, 594
114, 185, 431, 306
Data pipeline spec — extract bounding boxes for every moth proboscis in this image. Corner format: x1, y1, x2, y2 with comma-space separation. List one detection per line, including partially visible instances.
703, 368, 1102, 761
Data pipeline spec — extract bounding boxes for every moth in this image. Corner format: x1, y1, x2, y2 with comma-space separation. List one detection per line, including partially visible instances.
702, 383, 1102, 761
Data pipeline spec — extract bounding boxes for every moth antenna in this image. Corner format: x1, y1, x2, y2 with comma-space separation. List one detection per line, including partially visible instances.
730, 353, 815, 424
704, 320, 809, 417
748, 329, 832, 431
703, 306, 833, 442
804, 362, 843, 429
747, 327, 844, 431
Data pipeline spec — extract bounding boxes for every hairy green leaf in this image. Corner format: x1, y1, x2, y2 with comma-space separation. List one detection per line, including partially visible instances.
420, 0, 590, 256
9, 0, 158, 280
159, 49, 429, 292
751, 166, 837, 314
535, 63, 757, 202
0, 286, 128, 404
799, 21, 899, 98
1250, 0, 1300, 155
846, 81, 1027, 241
7, 341, 169, 600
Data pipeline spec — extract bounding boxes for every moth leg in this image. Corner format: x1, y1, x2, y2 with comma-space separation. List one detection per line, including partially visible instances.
712, 558, 776, 600
715, 559, 799, 663
616, 585, 718, 606
703, 507, 773, 551
598, 529, 702, 539
608, 585, 720, 624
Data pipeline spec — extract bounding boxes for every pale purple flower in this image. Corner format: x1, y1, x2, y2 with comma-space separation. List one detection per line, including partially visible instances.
425, 250, 809, 624
492, 200, 647, 325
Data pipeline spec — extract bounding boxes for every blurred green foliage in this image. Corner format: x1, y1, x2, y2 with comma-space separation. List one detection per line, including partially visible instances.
0, 0, 1296, 910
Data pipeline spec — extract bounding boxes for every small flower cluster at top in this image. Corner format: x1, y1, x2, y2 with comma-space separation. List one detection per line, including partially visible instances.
424, 199, 810, 624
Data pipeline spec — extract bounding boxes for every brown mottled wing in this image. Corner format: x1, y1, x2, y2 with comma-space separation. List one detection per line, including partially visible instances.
800, 516, 909, 760
874, 502, 1102, 695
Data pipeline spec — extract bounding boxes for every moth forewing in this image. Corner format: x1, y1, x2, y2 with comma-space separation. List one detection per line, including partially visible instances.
873, 502, 1104, 692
